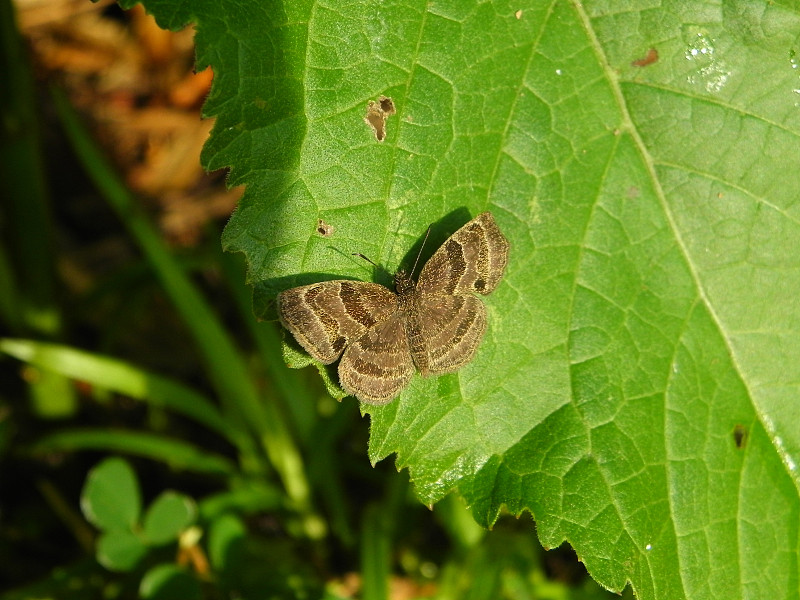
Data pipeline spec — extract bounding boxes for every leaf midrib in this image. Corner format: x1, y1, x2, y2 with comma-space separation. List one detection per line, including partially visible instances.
573, 4, 746, 599
573, 3, 759, 442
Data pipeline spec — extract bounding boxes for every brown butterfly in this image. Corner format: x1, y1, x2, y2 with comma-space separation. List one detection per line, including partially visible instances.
277, 212, 509, 405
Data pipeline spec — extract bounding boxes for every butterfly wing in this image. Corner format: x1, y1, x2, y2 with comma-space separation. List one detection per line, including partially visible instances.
412, 293, 487, 376
279, 213, 508, 401
278, 281, 397, 364
410, 212, 507, 375
416, 212, 509, 297
338, 313, 415, 405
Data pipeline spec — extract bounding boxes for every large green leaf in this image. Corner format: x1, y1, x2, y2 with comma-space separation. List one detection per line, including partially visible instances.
123, 0, 800, 597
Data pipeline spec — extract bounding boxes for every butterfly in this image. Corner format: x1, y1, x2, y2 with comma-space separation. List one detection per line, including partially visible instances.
277, 212, 509, 405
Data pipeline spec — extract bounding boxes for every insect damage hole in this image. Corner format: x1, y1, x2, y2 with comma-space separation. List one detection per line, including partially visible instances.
379, 96, 395, 115
364, 96, 395, 141
733, 424, 748, 449
316, 219, 334, 237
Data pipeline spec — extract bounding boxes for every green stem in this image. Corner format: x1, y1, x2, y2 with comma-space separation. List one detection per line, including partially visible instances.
0, 0, 60, 336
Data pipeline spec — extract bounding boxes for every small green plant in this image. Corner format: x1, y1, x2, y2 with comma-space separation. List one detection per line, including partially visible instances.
81, 458, 197, 580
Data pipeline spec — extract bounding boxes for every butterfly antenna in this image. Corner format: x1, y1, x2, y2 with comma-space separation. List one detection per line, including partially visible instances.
352, 252, 378, 267
410, 226, 432, 277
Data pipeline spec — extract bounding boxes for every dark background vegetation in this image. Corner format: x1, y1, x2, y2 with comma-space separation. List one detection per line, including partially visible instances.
0, 0, 625, 597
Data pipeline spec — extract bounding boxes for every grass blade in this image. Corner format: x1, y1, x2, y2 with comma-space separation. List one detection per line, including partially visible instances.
0, 338, 244, 448
217, 250, 318, 442
33, 429, 237, 476
360, 503, 390, 600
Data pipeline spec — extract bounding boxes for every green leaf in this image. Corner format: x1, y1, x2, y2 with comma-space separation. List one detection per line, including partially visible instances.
142, 491, 197, 546
139, 564, 201, 600
207, 513, 246, 573
0, 339, 236, 443
25, 366, 77, 419
96, 528, 148, 572
81, 457, 141, 531
38, 430, 237, 476
199, 481, 283, 521
120, 0, 800, 598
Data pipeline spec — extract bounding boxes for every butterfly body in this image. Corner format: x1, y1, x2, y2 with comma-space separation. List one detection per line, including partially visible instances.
278, 212, 509, 405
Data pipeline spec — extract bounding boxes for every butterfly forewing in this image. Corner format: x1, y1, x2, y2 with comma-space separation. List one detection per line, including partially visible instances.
278, 281, 397, 363
417, 212, 509, 297
338, 313, 415, 405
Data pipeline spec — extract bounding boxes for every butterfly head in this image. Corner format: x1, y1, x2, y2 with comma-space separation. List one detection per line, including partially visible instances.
394, 270, 416, 297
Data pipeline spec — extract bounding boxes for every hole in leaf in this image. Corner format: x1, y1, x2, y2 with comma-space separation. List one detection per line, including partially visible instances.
364, 96, 395, 141
733, 424, 748, 449
317, 219, 334, 237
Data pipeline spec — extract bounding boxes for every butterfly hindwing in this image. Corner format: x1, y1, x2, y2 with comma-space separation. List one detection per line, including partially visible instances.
338, 313, 415, 405
414, 293, 487, 375
277, 281, 397, 363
